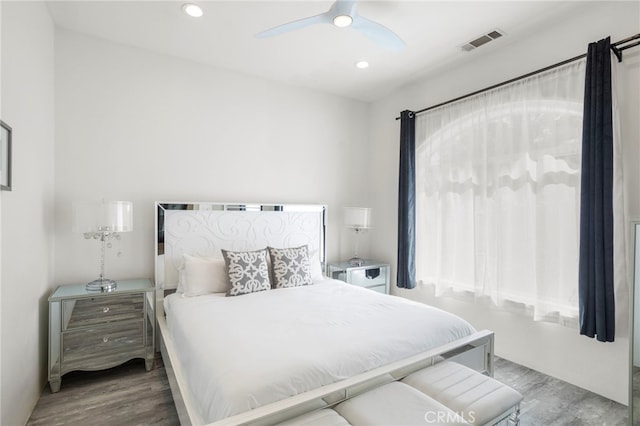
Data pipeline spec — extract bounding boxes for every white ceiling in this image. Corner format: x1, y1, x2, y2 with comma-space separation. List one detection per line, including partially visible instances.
46, 1, 587, 102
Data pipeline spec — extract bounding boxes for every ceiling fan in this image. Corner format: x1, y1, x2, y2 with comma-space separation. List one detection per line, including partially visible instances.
255, 0, 406, 51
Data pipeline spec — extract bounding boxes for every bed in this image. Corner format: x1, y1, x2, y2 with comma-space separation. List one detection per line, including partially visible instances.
154, 202, 494, 426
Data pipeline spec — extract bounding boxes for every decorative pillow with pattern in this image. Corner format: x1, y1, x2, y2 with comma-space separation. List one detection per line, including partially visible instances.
222, 248, 271, 297
268, 245, 313, 288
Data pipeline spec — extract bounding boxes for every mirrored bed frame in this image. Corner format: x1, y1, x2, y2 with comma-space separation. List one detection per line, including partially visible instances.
154, 201, 495, 426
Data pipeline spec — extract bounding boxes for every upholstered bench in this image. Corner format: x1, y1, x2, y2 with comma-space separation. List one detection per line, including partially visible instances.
278, 361, 522, 426
278, 381, 467, 425
335, 381, 468, 425
402, 361, 523, 425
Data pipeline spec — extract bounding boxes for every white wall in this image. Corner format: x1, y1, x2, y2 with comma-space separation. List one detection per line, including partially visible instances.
634, 223, 640, 366
368, 1, 640, 404
54, 30, 371, 286
0, 4, 4, 423
0, 2, 55, 424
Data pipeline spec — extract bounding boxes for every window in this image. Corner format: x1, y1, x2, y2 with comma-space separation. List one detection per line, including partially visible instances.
415, 60, 586, 322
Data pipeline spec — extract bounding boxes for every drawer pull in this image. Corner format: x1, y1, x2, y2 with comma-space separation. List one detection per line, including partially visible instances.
102, 307, 110, 313
102, 336, 109, 343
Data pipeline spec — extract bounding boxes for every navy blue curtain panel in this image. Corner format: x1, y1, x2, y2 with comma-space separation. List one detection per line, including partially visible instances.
578, 37, 615, 342
397, 110, 416, 289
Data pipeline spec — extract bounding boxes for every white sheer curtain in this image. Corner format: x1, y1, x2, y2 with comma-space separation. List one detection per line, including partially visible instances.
415, 60, 586, 322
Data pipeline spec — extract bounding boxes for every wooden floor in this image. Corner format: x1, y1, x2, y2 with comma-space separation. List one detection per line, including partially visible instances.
27, 355, 178, 426
493, 358, 627, 425
28, 354, 628, 425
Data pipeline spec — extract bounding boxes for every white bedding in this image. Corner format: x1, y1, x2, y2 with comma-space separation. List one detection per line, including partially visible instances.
164, 278, 476, 424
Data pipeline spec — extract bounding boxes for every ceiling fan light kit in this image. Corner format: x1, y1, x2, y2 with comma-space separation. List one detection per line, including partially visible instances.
255, 0, 405, 51
333, 14, 353, 28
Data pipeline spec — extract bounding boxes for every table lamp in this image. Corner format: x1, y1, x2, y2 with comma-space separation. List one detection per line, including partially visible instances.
73, 200, 133, 291
344, 207, 371, 266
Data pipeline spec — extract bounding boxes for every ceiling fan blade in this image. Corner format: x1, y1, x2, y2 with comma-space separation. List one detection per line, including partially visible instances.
351, 15, 406, 51
255, 13, 331, 38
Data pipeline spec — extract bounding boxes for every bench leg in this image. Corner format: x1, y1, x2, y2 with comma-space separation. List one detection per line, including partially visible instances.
507, 404, 521, 426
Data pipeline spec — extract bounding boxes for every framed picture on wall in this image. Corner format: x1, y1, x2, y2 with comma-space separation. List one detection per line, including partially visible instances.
0, 120, 12, 191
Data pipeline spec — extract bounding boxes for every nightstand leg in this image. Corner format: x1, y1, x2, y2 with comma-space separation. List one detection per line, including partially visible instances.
145, 357, 154, 371
50, 380, 61, 393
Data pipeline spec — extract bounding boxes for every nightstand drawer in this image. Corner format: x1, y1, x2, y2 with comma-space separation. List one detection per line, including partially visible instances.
62, 320, 144, 363
350, 267, 387, 287
63, 293, 144, 330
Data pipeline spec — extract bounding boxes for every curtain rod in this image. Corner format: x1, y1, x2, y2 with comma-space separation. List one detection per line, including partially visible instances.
395, 34, 640, 120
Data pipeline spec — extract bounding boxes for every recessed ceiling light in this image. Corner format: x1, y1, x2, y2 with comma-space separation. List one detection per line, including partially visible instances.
182, 3, 203, 18
333, 15, 353, 28
355, 61, 369, 69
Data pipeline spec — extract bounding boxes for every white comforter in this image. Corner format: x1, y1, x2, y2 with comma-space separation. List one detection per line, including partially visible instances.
164, 279, 476, 424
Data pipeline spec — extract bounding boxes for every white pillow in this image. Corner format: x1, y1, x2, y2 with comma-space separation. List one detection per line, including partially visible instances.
308, 250, 325, 282
182, 254, 228, 296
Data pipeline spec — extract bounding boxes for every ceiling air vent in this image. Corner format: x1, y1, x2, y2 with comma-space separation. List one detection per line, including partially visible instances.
461, 29, 505, 52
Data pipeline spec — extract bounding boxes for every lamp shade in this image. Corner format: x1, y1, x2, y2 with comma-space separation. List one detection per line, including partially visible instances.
344, 207, 371, 229
73, 200, 133, 233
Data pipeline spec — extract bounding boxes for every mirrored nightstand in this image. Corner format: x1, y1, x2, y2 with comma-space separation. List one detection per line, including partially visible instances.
328, 260, 390, 294
48, 278, 155, 392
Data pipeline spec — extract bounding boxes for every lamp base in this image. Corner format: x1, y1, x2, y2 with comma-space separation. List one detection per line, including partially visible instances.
349, 257, 365, 267
86, 278, 117, 292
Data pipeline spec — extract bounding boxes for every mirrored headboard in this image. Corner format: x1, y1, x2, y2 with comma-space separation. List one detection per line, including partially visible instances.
155, 202, 327, 290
